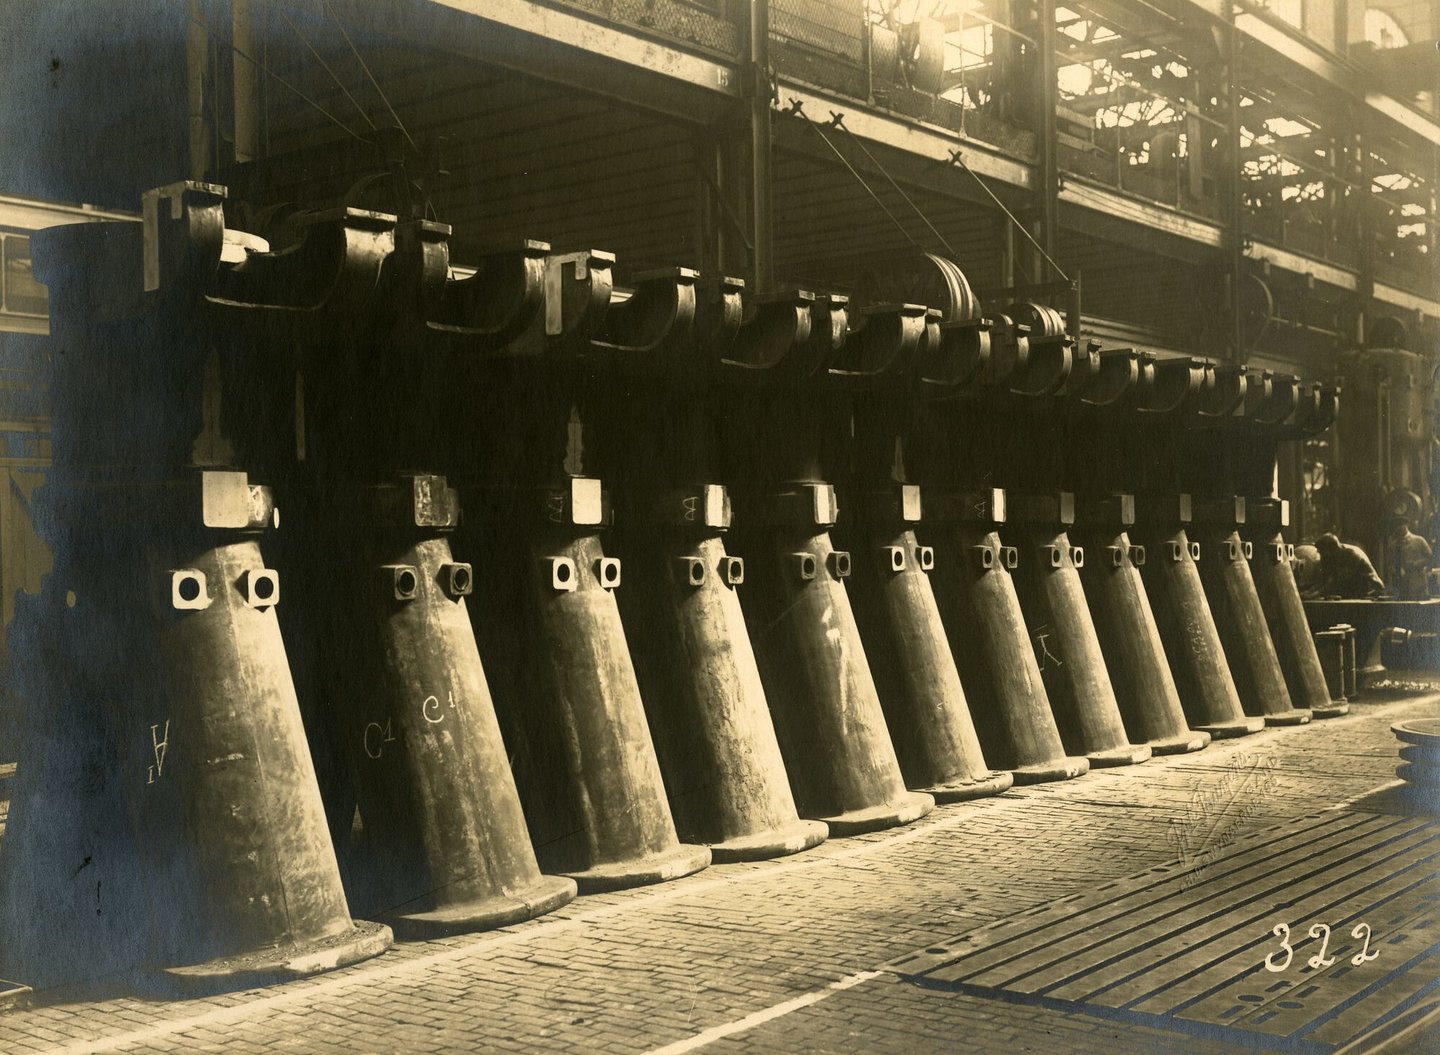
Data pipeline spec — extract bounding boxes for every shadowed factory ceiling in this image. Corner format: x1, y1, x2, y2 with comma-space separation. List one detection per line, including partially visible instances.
219, 1, 1222, 356
217, 6, 1017, 295
249, 27, 704, 277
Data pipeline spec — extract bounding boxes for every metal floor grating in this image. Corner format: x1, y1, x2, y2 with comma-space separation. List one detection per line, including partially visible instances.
886, 810, 1440, 1052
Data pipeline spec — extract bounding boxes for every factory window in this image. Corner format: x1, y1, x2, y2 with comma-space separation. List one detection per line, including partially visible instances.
1237, 77, 1360, 269
1364, 9, 1409, 48
766, 1, 1034, 154
774, 0, 866, 60
1266, 0, 1304, 29
1369, 138, 1434, 294
1054, 4, 1223, 217
0, 236, 46, 319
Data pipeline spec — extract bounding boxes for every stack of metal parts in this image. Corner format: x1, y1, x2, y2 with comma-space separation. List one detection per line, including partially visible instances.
1315, 624, 1359, 701
0, 183, 1340, 996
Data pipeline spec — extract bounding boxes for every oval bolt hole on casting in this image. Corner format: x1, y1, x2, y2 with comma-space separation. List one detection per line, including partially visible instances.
241, 568, 280, 609
443, 562, 473, 598
792, 551, 818, 581
171, 569, 210, 611
548, 556, 578, 593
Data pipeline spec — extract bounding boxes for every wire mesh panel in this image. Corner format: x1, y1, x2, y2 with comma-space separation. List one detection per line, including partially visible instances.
770, 0, 869, 98
772, 0, 867, 62
769, 2, 1037, 160
545, 0, 744, 57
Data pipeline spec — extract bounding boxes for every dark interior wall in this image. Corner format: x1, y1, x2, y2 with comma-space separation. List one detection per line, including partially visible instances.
0, 0, 189, 209
1056, 227, 1218, 352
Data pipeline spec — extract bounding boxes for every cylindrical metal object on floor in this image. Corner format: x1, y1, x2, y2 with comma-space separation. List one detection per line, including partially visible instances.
332, 477, 576, 937
741, 496, 935, 834
1251, 533, 1349, 719
515, 520, 711, 892
1336, 623, 1359, 697
621, 518, 828, 862
847, 521, 1014, 800
1315, 628, 1347, 702
1198, 529, 1312, 726
1010, 527, 1150, 767
932, 524, 1089, 784
1079, 529, 1210, 754
1392, 721, 1440, 798
1139, 528, 1263, 739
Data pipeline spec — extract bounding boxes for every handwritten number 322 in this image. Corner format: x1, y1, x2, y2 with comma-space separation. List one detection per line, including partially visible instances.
1264, 922, 1379, 972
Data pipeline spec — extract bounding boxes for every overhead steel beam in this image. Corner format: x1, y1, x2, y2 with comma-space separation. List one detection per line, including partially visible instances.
1233, 9, 1351, 85
1059, 179, 1224, 247
775, 84, 1034, 191
1244, 240, 1358, 291
1374, 281, 1440, 319
334, 0, 741, 122
0, 195, 136, 232
1175, 0, 1440, 149
774, 123, 1031, 217
1366, 92, 1440, 148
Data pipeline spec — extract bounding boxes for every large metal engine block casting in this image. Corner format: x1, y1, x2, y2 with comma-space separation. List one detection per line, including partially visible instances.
0, 181, 1340, 996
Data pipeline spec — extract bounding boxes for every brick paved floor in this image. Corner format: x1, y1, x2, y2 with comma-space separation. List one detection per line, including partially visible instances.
0, 693, 1435, 1055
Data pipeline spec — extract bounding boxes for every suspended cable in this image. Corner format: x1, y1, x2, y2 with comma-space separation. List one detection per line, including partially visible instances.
277, 8, 378, 132
187, 13, 365, 144
948, 149, 1069, 282
830, 113, 958, 259
785, 99, 925, 254
323, 0, 418, 153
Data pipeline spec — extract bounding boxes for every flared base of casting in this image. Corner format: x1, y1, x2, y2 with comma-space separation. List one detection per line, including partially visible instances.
1194, 715, 1266, 739
1144, 730, 1212, 756
385, 875, 578, 940
706, 819, 830, 863
1394, 722, 1440, 796
915, 770, 1015, 803
1262, 708, 1313, 727
1399, 744, 1440, 767
1312, 701, 1350, 718
559, 844, 712, 895
1396, 762, 1440, 789
1009, 756, 1090, 785
156, 920, 393, 996
815, 791, 935, 837
1084, 744, 1153, 768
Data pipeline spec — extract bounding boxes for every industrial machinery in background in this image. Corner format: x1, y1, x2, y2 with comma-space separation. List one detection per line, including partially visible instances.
0, 0, 1435, 1005
1328, 325, 1440, 577
0, 177, 1356, 999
